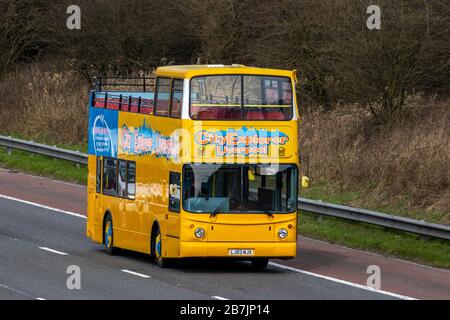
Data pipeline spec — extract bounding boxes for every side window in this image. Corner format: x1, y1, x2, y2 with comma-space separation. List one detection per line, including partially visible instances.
118, 160, 127, 198
170, 79, 183, 118
154, 78, 171, 116
169, 172, 181, 213
96, 157, 102, 193
127, 162, 136, 200
102, 158, 117, 195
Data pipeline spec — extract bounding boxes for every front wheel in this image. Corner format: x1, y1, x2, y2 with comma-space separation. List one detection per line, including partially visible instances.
153, 227, 170, 268
251, 258, 269, 269
104, 214, 116, 255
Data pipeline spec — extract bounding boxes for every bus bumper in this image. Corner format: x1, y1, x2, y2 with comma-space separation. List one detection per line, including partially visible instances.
179, 241, 296, 259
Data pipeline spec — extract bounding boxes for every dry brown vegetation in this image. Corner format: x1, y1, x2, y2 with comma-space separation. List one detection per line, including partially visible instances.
300, 99, 450, 223
0, 64, 88, 143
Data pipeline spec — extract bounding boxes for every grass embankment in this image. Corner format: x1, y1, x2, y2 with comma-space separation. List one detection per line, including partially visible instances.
0, 146, 86, 184
0, 145, 449, 269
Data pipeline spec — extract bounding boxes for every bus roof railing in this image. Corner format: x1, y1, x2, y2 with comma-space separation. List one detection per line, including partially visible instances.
94, 76, 156, 93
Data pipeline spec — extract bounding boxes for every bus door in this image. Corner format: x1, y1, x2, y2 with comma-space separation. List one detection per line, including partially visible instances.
166, 171, 181, 239
92, 157, 104, 239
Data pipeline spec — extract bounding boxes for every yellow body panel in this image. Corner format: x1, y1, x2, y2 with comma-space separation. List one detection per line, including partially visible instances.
156, 64, 295, 80
86, 65, 300, 260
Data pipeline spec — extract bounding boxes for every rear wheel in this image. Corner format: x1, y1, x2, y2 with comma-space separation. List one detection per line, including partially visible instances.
251, 258, 269, 269
153, 226, 170, 268
104, 214, 116, 255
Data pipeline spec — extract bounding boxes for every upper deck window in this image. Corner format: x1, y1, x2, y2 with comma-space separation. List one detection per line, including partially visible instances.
170, 79, 183, 118
154, 78, 171, 116
190, 75, 292, 120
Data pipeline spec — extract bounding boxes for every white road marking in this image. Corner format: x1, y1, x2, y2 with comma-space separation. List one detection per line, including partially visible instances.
0, 192, 421, 300
0, 283, 37, 299
36, 297, 46, 300
0, 194, 86, 219
212, 295, 229, 300
39, 247, 68, 256
121, 269, 151, 278
269, 262, 417, 300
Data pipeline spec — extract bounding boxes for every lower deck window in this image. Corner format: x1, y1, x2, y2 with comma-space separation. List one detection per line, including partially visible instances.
100, 157, 135, 199
127, 162, 136, 199
103, 158, 118, 195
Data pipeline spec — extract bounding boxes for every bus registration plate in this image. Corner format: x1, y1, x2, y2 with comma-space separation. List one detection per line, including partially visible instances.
228, 249, 254, 256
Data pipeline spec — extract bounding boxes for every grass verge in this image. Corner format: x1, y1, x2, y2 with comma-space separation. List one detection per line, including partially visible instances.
0, 147, 86, 184
0, 146, 449, 269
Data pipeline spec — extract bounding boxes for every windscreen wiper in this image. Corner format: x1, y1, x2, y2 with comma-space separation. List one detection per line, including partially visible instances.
210, 198, 230, 218
246, 190, 274, 218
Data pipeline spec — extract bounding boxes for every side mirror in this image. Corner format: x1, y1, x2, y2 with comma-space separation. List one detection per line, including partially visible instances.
301, 176, 310, 189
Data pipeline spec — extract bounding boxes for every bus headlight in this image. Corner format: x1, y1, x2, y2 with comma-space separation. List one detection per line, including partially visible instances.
278, 228, 288, 239
194, 227, 205, 239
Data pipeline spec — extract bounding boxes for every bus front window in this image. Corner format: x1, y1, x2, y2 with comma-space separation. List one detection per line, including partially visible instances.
182, 164, 298, 214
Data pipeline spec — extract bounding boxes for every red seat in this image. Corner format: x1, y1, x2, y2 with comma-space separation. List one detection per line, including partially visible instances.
246, 111, 265, 120
140, 106, 153, 114
224, 109, 240, 119
265, 111, 286, 120
197, 110, 216, 119
94, 98, 104, 108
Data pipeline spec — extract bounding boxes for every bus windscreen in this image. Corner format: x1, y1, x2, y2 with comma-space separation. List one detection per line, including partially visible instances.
183, 164, 298, 214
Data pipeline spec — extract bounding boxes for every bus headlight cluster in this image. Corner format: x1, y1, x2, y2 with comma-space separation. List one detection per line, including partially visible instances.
194, 227, 205, 239
278, 228, 288, 239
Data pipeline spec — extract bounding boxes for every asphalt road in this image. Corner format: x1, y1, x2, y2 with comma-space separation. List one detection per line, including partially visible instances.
0, 197, 398, 300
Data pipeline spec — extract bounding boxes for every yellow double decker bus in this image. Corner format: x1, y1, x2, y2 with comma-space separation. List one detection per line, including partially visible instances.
86, 64, 301, 268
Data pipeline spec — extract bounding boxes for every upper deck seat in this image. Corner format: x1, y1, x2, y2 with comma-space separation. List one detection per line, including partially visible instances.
197, 109, 216, 119
107, 97, 119, 110
140, 99, 154, 114
265, 111, 286, 120
224, 108, 241, 119
94, 98, 104, 108
129, 98, 139, 112
246, 111, 265, 120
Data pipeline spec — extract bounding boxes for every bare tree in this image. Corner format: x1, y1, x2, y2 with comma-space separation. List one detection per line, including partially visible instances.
0, 0, 43, 74
329, 0, 450, 123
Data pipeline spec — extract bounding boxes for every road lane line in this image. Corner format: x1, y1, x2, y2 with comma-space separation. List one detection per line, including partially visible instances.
121, 269, 151, 278
36, 297, 46, 300
212, 295, 229, 300
39, 247, 68, 256
0, 283, 37, 300
269, 262, 417, 300
0, 194, 86, 219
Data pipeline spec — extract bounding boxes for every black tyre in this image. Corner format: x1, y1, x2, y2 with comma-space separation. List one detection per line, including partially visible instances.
103, 214, 116, 255
152, 226, 170, 268
251, 258, 269, 269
